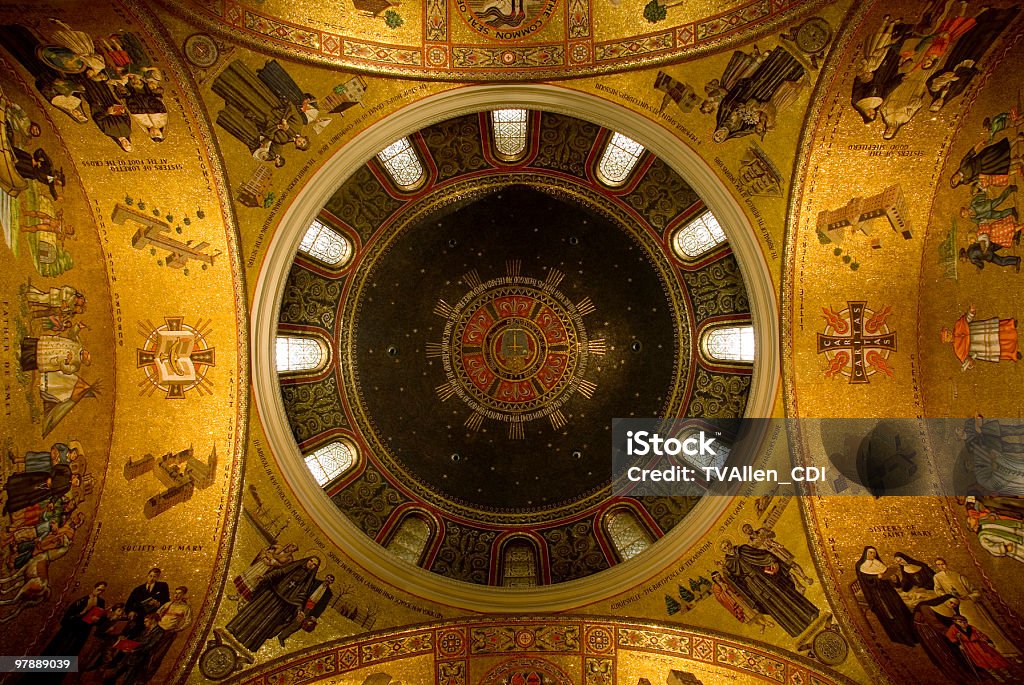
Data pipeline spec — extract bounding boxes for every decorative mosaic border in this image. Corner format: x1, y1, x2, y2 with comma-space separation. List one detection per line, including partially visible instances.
231, 617, 858, 685
155, 0, 832, 81
780, 4, 898, 685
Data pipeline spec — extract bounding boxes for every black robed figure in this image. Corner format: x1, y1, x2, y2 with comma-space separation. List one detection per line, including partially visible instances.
226, 556, 321, 652
855, 546, 917, 645
720, 539, 820, 637
24, 582, 107, 685
2, 463, 74, 515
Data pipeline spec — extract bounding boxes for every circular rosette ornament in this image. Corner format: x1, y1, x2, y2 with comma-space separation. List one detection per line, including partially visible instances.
432, 266, 603, 438
457, 0, 559, 41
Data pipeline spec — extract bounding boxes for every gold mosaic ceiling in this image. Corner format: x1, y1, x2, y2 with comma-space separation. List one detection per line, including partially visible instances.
161, 0, 832, 79
2, 2, 1023, 684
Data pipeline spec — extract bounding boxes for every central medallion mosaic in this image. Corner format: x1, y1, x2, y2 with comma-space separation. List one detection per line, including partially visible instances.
431, 262, 604, 438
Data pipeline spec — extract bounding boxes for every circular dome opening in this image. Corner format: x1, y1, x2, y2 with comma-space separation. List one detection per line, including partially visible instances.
252, 86, 778, 610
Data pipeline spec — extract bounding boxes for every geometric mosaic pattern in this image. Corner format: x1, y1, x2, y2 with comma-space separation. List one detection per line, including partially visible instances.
237, 619, 856, 685
183, 0, 826, 79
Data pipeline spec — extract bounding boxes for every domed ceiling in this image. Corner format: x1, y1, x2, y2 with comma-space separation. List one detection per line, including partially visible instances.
7, 2, 1024, 684
276, 110, 754, 585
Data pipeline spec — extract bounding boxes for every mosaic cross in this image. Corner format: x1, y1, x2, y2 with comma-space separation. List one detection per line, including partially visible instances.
816, 301, 896, 384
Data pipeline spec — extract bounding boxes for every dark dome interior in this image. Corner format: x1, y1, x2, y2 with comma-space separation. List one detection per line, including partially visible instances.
352, 186, 679, 510
277, 111, 753, 585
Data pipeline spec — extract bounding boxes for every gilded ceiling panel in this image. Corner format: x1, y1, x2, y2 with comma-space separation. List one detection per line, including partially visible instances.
787, 1, 1024, 683
0, 0, 248, 683
10, 2, 1019, 685
155, 0, 835, 80
223, 617, 860, 685
184, 2, 843, 681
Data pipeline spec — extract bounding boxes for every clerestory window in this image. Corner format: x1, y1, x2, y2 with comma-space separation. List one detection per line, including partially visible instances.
377, 137, 425, 189
597, 131, 644, 186
387, 514, 432, 565
701, 325, 755, 363
276, 335, 328, 374
491, 108, 528, 161
501, 540, 539, 587
672, 210, 727, 259
304, 440, 356, 486
605, 508, 653, 561
299, 217, 352, 267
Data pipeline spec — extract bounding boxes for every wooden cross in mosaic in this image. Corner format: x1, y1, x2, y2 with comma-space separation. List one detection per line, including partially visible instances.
816, 301, 896, 384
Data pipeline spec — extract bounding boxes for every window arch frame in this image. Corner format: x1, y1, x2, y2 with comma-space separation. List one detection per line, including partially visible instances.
384, 510, 436, 567
497, 536, 542, 588
671, 426, 732, 472
376, 136, 427, 191
303, 438, 359, 487
699, 322, 756, 366
602, 505, 656, 563
489, 108, 530, 163
298, 215, 355, 268
275, 333, 331, 376
670, 208, 728, 260
595, 130, 646, 188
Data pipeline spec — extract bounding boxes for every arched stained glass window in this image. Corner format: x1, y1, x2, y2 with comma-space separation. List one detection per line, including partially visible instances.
501, 541, 538, 587
702, 325, 755, 363
672, 210, 727, 258
299, 218, 352, 266
276, 335, 327, 374
491, 109, 528, 160
304, 441, 356, 486
377, 137, 424, 189
387, 514, 431, 565
678, 431, 731, 471
597, 131, 645, 186
605, 509, 653, 561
